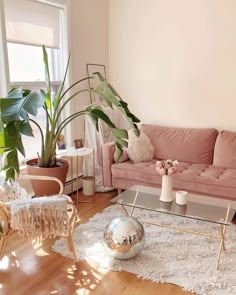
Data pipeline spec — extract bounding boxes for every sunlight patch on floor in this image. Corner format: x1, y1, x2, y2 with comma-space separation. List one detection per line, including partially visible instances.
31, 240, 50, 256
31, 239, 43, 248
0, 256, 9, 270
97, 265, 109, 275
35, 247, 50, 257
89, 284, 96, 290
76, 289, 90, 295
86, 242, 111, 273
89, 267, 107, 282
20, 253, 39, 275
50, 291, 59, 294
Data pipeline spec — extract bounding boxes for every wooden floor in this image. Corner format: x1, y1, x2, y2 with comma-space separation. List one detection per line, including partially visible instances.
1, 190, 209, 295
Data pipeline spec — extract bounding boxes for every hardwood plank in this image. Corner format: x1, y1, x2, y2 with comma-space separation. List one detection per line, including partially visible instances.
0, 190, 196, 295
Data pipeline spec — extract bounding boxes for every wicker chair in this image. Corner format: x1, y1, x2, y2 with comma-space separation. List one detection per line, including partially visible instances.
0, 175, 78, 261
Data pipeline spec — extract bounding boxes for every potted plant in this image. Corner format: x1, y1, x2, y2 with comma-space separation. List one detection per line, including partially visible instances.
0, 46, 140, 195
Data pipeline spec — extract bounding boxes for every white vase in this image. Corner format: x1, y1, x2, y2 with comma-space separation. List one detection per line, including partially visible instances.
160, 175, 173, 202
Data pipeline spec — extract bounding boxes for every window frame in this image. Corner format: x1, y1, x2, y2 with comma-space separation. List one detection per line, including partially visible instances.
0, 0, 72, 160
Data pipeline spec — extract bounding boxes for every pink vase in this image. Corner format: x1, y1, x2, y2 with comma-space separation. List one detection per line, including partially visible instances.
160, 175, 173, 202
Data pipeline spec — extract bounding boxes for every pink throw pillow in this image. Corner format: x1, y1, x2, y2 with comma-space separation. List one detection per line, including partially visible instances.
213, 130, 236, 168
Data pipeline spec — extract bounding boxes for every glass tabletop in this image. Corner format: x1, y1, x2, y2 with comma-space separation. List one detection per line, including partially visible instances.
110, 185, 236, 226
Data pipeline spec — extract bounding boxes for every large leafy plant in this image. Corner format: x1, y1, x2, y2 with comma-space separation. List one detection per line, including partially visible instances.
0, 46, 140, 181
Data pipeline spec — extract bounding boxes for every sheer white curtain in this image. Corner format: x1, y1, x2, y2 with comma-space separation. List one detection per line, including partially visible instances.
84, 106, 130, 192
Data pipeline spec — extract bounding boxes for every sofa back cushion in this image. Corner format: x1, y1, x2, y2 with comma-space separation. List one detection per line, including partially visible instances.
213, 130, 236, 168
141, 124, 218, 164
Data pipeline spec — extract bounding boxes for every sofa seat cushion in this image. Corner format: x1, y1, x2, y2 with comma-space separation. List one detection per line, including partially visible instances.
111, 160, 236, 200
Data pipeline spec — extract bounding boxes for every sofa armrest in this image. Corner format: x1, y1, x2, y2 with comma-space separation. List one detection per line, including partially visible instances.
101, 142, 116, 188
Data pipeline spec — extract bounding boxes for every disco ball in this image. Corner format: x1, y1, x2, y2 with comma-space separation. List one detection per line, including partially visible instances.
103, 215, 145, 259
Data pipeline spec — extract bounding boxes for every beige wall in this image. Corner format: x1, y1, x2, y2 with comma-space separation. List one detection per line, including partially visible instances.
109, 0, 236, 131
69, 0, 109, 142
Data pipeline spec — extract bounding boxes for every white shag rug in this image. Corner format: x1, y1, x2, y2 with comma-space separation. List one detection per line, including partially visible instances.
53, 205, 236, 295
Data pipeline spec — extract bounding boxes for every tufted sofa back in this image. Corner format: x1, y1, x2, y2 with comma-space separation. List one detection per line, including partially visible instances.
141, 124, 218, 165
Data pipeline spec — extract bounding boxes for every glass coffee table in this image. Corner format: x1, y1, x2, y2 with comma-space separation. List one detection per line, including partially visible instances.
110, 185, 236, 270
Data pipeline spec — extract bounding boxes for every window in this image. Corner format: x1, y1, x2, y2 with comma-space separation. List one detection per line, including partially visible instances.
0, 0, 69, 161
7, 43, 61, 82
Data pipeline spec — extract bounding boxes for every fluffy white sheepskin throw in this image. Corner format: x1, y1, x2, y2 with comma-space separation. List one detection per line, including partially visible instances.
126, 130, 154, 162
0, 174, 29, 202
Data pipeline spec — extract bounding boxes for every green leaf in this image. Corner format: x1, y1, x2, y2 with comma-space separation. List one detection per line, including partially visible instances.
133, 127, 140, 136
6, 88, 31, 99
111, 128, 128, 139
94, 89, 113, 108
88, 109, 115, 129
15, 135, 25, 156
1, 98, 26, 123
4, 122, 25, 157
42, 45, 52, 112
93, 72, 122, 99
0, 127, 5, 155
87, 113, 99, 131
43, 46, 51, 91
22, 89, 31, 97
113, 137, 128, 148
114, 143, 123, 162
20, 121, 34, 137
92, 72, 140, 132
1, 90, 45, 124
119, 101, 128, 108
126, 112, 140, 123
103, 88, 120, 106
23, 90, 46, 116
4, 149, 20, 182
94, 80, 107, 93
5, 167, 16, 183
92, 72, 106, 82
20, 109, 29, 120
7, 87, 24, 99
95, 83, 120, 107
53, 52, 71, 109
5, 121, 18, 137
45, 91, 51, 111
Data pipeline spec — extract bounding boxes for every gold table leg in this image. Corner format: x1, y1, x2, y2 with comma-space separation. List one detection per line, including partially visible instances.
121, 203, 129, 216
216, 205, 230, 270
130, 189, 139, 217
220, 225, 225, 251
119, 189, 139, 217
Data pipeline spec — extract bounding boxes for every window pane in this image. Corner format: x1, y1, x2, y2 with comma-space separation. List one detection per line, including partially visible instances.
7, 43, 60, 82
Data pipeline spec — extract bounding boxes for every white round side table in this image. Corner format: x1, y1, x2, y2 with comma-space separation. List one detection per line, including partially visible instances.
57, 147, 95, 205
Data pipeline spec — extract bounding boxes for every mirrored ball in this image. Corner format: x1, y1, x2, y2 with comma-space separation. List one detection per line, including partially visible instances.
103, 216, 145, 259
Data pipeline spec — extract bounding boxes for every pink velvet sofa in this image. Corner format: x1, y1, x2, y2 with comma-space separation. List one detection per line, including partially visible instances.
102, 124, 236, 201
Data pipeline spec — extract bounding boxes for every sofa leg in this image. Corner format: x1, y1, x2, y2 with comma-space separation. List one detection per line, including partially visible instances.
118, 188, 123, 195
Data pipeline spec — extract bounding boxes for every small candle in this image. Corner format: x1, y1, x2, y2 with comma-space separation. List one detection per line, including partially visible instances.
176, 191, 188, 205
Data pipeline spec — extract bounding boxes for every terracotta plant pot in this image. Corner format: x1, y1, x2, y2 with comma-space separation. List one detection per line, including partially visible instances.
26, 158, 69, 196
